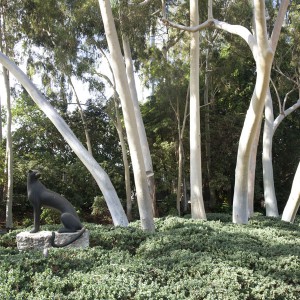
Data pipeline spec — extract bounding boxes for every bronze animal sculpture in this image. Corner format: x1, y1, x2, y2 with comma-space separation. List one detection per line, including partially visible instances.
27, 170, 85, 247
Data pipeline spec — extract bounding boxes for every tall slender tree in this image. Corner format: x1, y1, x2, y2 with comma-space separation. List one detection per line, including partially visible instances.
189, 0, 206, 219
98, 0, 154, 231
0, 0, 14, 229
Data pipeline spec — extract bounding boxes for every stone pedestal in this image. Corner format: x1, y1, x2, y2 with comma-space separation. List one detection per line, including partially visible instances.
16, 230, 89, 251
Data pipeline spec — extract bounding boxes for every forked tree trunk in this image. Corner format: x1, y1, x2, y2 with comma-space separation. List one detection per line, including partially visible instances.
98, 0, 154, 231
0, 51, 129, 227
232, 0, 288, 224
189, 0, 206, 220
282, 162, 300, 223
162, 0, 289, 224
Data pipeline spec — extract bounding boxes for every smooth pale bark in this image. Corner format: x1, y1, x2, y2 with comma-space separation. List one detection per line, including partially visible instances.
98, 0, 154, 231
122, 35, 158, 217
262, 89, 279, 216
247, 123, 260, 218
282, 162, 300, 223
0, 51, 129, 227
273, 99, 300, 132
262, 97, 300, 217
68, 77, 93, 155
2, 66, 13, 228
232, 0, 284, 224
189, 0, 206, 220
162, 0, 289, 223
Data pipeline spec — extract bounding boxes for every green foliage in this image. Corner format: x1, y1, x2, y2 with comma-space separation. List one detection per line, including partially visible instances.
91, 196, 112, 224
9, 93, 126, 222
40, 208, 61, 225
1, 215, 299, 299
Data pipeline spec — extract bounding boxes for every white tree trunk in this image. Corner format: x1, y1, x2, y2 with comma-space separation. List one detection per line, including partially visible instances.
2, 66, 13, 228
98, 0, 154, 231
189, 0, 206, 220
282, 162, 300, 223
0, 51, 129, 227
122, 35, 157, 217
262, 89, 279, 216
232, 1, 274, 224
247, 121, 261, 218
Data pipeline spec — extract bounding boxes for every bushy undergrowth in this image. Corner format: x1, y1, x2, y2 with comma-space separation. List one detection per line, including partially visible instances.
0, 214, 299, 299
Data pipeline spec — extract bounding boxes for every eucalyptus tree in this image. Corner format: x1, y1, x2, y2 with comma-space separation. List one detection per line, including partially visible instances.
0, 0, 20, 228
13, 0, 133, 225
188, 0, 206, 219
163, 0, 290, 224
98, 0, 155, 231
0, 51, 129, 226
262, 2, 300, 217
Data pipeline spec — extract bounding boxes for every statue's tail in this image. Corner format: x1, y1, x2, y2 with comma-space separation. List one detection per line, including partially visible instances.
51, 227, 86, 248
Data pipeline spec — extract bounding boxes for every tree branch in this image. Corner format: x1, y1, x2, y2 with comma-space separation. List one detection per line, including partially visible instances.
270, 78, 282, 114
270, 0, 290, 50
273, 99, 300, 133
213, 19, 255, 53
129, 0, 152, 7
162, 18, 213, 33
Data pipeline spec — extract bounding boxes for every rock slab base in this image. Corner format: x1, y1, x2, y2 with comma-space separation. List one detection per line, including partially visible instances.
16, 230, 89, 251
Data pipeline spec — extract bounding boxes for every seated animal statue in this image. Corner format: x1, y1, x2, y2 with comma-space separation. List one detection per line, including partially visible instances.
27, 170, 85, 247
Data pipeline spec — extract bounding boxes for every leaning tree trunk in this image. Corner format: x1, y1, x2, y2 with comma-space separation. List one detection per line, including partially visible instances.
122, 35, 158, 217
281, 162, 300, 223
0, 51, 129, 227
189, 0, 206, 220
98, 0, 154, 231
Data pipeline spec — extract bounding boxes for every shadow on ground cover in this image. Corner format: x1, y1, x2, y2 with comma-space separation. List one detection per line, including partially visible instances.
0, 214, 299, 299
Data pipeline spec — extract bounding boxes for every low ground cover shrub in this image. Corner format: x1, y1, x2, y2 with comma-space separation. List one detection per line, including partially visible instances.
0, 214, 299, 299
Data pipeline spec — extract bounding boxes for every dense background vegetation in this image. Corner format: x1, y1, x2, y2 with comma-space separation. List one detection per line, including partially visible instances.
0, 1, 299, 227
1, 214, 299, 299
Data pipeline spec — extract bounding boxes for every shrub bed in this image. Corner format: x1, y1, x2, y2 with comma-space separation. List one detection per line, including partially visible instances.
0, 214, 299, 299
